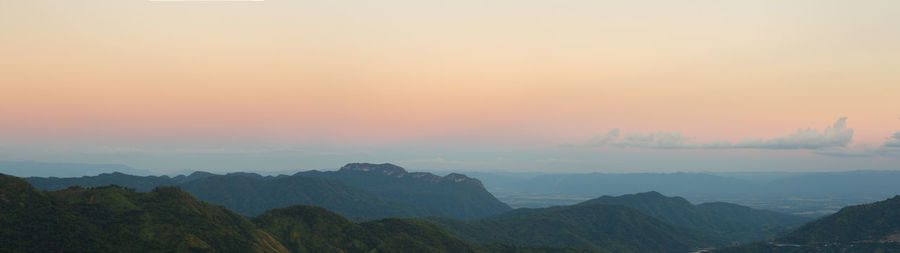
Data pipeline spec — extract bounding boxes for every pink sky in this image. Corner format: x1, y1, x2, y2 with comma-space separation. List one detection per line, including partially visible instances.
1, 1, 899, 172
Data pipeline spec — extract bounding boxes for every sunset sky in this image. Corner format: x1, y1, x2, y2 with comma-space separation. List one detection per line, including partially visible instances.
1, 0, 899, 174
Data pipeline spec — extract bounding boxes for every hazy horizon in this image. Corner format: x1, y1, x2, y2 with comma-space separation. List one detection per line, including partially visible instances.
2, 0, 900, 173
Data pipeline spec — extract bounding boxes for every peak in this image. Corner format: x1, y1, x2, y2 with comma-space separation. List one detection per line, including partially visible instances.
226, 172, 263, 178
189, 171, 215, 177
443, 173, 471, 181
443, 173, 484, 186
339, 163, 407, 175
636, 191, 665, 197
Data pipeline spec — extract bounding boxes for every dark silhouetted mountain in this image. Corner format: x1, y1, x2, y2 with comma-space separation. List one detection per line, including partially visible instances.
0, 173, 289, 253
179, 174, 429, 218
430, 201, 710, 253
778, 195, 900, 244
0, 160, 150, 177
297, 163, 511, 219
579, 192, 807, 243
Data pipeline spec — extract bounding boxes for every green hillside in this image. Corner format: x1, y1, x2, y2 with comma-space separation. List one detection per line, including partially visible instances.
297, 163, 512, 219
579, 192, 807, 243
254, 205, 478, 253
0, 173, 288, 253
430, 202, 710, 253
26, 163, 511, 219
778, 195, 900, 244
179, 174, 429, 218
712, 195, 900, 253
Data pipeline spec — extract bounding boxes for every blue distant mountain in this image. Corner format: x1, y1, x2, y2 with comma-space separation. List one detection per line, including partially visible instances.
0, 161, 151, 177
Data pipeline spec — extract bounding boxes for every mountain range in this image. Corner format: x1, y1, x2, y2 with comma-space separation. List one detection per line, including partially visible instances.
1, 173, 484, 253
579, 192, 807, 243
25, 163, 511, 219
9, 162, 898, 252
429, 192, 808, 252
713, 195, 900, 252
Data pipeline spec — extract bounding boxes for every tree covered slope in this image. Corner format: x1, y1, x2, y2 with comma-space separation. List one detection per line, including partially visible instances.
579, 192, 807, 243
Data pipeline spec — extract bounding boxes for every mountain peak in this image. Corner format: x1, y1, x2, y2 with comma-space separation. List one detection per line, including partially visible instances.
634, 191, 665, 198
443, 173, 483, 186
339, 163, 408, 175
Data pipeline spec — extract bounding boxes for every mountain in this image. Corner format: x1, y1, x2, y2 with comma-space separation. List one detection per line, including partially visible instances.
253, 205, 477, 253
470, 171, 900, 218
778, 195, 900, 244
0, 161, 150, 178
0, 173, 289, 253
28, 171, 181, 192
579, 192, 807, 243
297, 163, 512, 219
179, 173, 429, 218
712, 195, 900, 253
25, 163, 510, 219
429, 202, 711, 253
2, 173, 489, 253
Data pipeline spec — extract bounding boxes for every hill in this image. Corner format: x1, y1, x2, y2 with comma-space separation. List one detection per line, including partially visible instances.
471, 171, 900, 218
179, 173, 429, 218
2, 173, 489, 253
0, 161, 149, 178
712, 195, 900, 252
296, 163, 511, 219
579, 192, 807, 243
778, 195, 900, 244
254, 205, 477, 253
25, 163, 510, 219
430, 202, 710, 253
0, 173, 288, 253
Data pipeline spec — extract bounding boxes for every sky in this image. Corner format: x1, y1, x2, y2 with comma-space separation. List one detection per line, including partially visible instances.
1, 0, 899, 174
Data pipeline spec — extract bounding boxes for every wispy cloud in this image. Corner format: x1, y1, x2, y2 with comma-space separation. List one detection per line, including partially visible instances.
885, 131, 900, 148
567, 117, 855, 150
733, 117, 853, 149
815, 130, 900, 158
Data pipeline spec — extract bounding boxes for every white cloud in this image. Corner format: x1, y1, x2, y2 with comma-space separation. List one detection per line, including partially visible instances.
734, 117, 853, 149
885, 131, 900, 148
568, 117, 855, 150
614, 131, 691, 149
584, 128, 620, 146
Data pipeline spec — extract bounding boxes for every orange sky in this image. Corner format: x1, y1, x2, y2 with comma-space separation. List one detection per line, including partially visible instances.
1, 1, 899, 172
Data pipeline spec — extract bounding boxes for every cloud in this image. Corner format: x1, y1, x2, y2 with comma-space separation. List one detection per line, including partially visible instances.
567, 117, 855, 150
614, 131, 691, 149
811, 129, 900, 158
885, 131, 900, 148
734, 117, 853, 149
584, 128, 620, 146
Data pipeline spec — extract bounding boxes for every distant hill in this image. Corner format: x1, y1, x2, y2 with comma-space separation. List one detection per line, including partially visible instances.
0, 173, 288, 253
296, 163, 512, 219
1, 173, 488, 253
712, 195, 900, 253
25, 163, 511, 219
579, 192, 807, 243
27, 171, 191, 192
472, 170, 900, 218
254, 205, 478, 253
430, 201, 711, 253
778, 195, 900, 244
0, 161, 150, 178
179, 173, 429, 218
